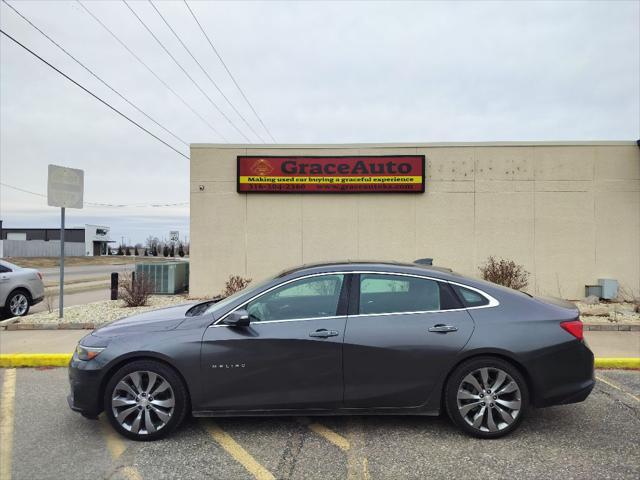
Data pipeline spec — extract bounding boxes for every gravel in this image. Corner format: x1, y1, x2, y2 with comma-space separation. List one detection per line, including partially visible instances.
576, 301, 639, 325
15, 295, 193, 325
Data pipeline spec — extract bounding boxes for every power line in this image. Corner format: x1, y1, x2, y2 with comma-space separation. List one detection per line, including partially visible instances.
122, 0, 251, 142
0, 28, 189, 160
2, 0, 188, 148
149, 0, 265, 143
76, 0, 226, 142
183, 0, 277, 143
1, 183, 189, 208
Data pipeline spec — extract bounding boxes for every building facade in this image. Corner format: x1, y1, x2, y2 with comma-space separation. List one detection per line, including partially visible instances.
190, 142, 640, 300
0, 223, 112, 257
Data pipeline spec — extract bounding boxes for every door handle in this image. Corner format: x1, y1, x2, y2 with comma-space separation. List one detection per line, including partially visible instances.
428, 324, 458, 333
309, 329, 339, 338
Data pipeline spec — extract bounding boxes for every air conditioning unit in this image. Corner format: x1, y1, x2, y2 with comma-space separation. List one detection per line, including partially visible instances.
135, 261, 189, 294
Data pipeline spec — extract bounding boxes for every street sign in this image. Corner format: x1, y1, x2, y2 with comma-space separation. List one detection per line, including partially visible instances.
47, 164, 84, 319
47, 164, 84, 208
170, 231, 179, 242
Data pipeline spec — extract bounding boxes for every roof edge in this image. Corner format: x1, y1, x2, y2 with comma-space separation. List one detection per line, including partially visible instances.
191, 140, 638, 149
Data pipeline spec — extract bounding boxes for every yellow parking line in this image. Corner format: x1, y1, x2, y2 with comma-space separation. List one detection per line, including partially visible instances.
205, 422, 275, 480
121, 465, 143, 480
596, 374, 640, 402
100, 415, 127, 459
346, 418, 370, 480
0, 369, 17, 480
306, 421, 351, 452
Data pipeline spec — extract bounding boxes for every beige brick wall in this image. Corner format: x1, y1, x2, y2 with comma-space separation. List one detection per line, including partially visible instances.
190, 142, 640, 300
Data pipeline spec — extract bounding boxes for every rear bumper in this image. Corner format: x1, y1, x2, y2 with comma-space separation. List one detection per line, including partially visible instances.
530, 340, 595, 408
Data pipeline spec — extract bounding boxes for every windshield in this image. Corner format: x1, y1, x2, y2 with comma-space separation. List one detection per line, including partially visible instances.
204, 276, 275, 315
0, 260, 20, 270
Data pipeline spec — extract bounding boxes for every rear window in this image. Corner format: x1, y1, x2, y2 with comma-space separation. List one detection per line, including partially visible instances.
359, 274, 461, 314
452, 285, 490, 308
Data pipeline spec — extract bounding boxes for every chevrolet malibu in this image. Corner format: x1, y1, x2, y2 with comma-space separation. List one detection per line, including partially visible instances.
68, 261, 594, 440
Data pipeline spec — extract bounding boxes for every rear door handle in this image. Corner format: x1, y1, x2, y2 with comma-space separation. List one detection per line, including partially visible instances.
309, 329, 339, 338
428, 324, 458, 333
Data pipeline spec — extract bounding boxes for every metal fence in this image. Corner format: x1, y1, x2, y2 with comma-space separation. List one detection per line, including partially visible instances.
0, 239, 85, 257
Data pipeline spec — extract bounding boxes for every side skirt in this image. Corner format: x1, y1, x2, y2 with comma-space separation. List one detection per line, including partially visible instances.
192, 408, 441, 418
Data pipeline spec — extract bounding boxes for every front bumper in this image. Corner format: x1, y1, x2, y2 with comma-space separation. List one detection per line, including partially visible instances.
31, 295, 44, 306
68, 356, 103, 418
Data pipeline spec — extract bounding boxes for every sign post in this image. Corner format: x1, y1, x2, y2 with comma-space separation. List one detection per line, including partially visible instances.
47, 165, 84, 319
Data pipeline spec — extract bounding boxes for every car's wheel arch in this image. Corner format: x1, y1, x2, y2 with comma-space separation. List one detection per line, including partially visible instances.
98, 352, 192, 414
7, 287, 32, 304
438, 349, 535, 410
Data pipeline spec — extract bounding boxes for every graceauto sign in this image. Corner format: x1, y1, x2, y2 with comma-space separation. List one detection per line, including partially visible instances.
237, 155, 425, 193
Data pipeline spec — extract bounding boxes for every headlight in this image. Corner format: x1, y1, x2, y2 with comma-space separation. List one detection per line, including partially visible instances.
75, 344, 105, 361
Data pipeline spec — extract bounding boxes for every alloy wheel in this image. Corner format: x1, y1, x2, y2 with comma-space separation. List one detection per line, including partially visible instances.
456, 367, 522, 433
9, 293, 28, 316
111, 371, 175, 435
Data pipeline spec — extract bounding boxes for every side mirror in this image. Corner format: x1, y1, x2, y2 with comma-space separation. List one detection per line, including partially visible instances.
224, 309, 250, 327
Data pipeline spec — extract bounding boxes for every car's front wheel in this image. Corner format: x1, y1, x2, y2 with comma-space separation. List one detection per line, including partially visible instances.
104, 360, 188, 441
6, 290, 30, 317
445, 356, 528, 438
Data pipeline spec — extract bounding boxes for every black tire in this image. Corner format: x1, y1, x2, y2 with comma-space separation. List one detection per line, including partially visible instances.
104, 360, 189, 441
445, 356, 529, 439
5, 289, 30, 317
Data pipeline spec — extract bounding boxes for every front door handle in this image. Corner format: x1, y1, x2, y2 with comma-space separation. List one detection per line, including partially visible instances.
309, 329, 339, 338
428, 324, 458, 333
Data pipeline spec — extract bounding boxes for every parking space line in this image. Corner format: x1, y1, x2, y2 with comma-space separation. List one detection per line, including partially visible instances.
0, 369, 17, 480
205, 422, 276, 480
100, 415, 127, 459
346, 419, 370, 480
305, 421, 351, 452
596, 374, 640, 402
121, 465, 143, 480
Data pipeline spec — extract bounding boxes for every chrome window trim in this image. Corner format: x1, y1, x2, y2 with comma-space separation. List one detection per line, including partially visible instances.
211, 270, 499, 328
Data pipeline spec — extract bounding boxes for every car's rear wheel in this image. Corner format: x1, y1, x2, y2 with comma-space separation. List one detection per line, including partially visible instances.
445, 357, 528, 438
104, 360, 188, 441
6, 290, 30, 317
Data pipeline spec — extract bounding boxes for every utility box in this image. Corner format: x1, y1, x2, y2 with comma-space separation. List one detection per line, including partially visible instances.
135, 261, 189, 294
585, 285, 602, 298
598, 279, 618, 300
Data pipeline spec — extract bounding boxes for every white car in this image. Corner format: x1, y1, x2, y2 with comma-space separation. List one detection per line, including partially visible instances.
0, 260, 45, 317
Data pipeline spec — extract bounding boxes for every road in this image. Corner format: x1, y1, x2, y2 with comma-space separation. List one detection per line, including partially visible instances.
0, 369, 638, 480
39, 264, 138, 284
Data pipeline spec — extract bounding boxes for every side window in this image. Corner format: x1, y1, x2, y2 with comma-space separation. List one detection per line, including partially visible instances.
452, 285, 490, 308
0, 265, 11, 273
359, 274, 445, 314
245, 274, 344, 322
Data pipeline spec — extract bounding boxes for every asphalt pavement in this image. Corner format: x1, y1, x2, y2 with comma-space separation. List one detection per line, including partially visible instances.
0, 368, 638, 480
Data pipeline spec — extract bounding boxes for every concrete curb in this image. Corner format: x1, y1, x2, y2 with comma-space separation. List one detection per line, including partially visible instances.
0, 354, 72, 367
0, 354, 638, 369
3, 322, 638, 331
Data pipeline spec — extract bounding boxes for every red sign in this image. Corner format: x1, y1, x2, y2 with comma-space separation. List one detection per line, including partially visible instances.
237, 156, 425, 193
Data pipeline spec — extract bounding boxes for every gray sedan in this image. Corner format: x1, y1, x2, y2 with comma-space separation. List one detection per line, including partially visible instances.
68, 261, 594, 440
0, 259, 45, 317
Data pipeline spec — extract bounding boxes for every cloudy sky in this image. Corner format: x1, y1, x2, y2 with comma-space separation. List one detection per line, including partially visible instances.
1, 0, 638, 245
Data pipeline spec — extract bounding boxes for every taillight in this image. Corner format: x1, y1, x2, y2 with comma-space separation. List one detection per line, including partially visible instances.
560, 319, 583, 341
37, 272, 43, 280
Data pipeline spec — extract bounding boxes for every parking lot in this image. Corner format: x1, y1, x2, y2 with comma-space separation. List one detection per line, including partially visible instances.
0, 368, 638, 480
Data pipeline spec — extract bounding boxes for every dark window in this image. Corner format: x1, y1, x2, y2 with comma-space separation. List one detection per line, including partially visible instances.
0, 265, 11, 273
245, 274, 344, 322
452, 285, 490, 308
359, 274, 459, 314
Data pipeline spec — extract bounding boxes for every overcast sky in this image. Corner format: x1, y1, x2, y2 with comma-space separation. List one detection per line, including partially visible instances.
1, 0, 638, 245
